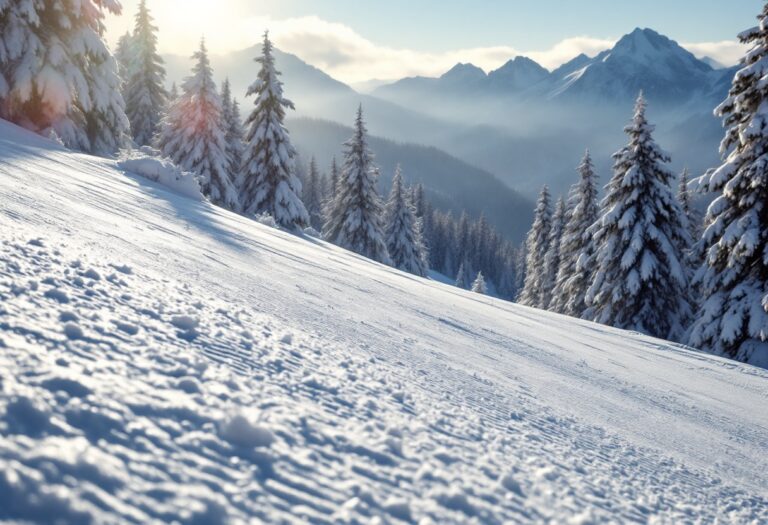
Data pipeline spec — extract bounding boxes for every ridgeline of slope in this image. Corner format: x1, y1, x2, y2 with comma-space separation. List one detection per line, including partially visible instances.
289, 117, 533, 243
0, 120, 767, 523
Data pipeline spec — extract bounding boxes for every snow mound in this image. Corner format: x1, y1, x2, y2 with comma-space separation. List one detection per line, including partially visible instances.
0, 118, 767, 522
118, 147, 203, 201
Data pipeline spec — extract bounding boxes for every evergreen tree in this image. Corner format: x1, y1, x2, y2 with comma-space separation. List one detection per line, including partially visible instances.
384, 166, 428, 277
115, 32, 135, 82
513, 244, 527, 296
677, 168, 701, 242
168, 82, 179, 102
241, 32, 308, 229
551, 151, 600, 316
541, 197, 566, 310
324, 106, 390, 263
471, 272, 487, 295
518, 186, 552, 308
123, 0, 167, 146
303, 157, 324, 230
586, 93, 692, 340
328, 156, 340, 199
455, 260, 472, 289
156, 39, 237, 209
689, 7, 768, 365
221, 78, 245, 194
0, 0, 129, 154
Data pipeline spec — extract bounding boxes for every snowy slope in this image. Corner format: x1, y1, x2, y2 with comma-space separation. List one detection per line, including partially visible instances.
0, 120, 767, 523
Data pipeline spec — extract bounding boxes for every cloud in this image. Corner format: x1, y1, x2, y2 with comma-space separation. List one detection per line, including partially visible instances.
681, 41, 747, 67
230, 16, 617, 85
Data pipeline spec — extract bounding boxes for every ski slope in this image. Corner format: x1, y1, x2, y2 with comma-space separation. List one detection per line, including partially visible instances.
0, 120, 766, 523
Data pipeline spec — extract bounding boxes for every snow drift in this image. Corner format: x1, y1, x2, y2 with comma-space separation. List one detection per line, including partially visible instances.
0, 120, 766, 523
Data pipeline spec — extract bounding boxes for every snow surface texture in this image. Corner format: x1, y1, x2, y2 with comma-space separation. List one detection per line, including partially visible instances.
0, 120, 767, 523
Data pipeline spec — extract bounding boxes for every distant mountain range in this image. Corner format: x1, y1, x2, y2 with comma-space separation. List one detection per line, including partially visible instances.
163, 27, 740, 239
374, 28, 734, 107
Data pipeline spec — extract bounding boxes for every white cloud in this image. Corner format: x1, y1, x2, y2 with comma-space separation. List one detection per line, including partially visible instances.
231, 16, 616, 84
681, 41, 747, 67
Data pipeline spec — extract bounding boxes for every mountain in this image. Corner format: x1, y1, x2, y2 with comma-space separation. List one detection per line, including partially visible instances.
2, 118, 768, 522
375, 28, 732, 107
289, 118, 533, 242
488, 56, 551, 92
548, 28, 726, 104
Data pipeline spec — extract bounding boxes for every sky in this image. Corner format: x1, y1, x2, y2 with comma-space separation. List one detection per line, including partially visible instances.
106, 0, 757, 86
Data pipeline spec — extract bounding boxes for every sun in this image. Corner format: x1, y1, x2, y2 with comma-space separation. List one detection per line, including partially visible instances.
107, 0, 254, 55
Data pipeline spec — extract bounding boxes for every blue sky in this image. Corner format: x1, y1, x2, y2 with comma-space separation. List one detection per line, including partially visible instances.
108, 1, 757, 84
258, 0, 757, 51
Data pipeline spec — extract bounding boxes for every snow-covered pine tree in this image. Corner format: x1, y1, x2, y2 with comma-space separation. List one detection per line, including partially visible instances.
156, 39, 238, 209
689, 7, 768, 366
123, 0, 167, 146
115, 32, 135, 82
0, 0, 129, 154
518, 186, 552, 308
303, 157, 324, 230
328, 156, 340, 200
455, 260, 471, 289
541, 196, 566, 310
220, 78, 245, 195
384, 166, 428, 277
551, 151, 600, 316
168, 83, 179, 102
586, 93, 692, 340
323, 106, 390, 263
322, 156, 339, 224
678, 168, 702, 242
241, 32, 308, 229
471, 271, 487, 295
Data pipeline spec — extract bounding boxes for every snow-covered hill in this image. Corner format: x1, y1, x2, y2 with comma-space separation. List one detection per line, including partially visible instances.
0, 120, 767, 523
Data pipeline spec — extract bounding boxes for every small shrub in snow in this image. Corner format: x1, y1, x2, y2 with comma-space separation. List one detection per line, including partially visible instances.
118, 148, 202, 201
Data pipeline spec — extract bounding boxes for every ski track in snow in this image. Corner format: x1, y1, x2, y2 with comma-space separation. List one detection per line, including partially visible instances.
0, 121, 767, 523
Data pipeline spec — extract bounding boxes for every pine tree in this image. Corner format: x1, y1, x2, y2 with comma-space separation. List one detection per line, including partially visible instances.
518, 186, 552, 308
168, 82, 179, 102
678, 168, 701, 242
455, 260, 471, 289
551, 151, 600, 316
541, 197, 566, 310
0, 0, 129, 154
586, 93, 693, 340
323, 106, 390, 263
384, 166, 428, 277
689, 7, 768, 365
471, 272, 487, 295
123, 0, 167, 146
241, 32, 308, 229
115, 32, 135, 82
328, 156, 340, 200
156, 39, 237, 209
303, 157, 324, 230
221, 78, 245, 194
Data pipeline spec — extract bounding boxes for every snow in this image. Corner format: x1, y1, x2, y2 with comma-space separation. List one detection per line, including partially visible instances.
0, 118, 767, 522
117, 148, 202, 201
